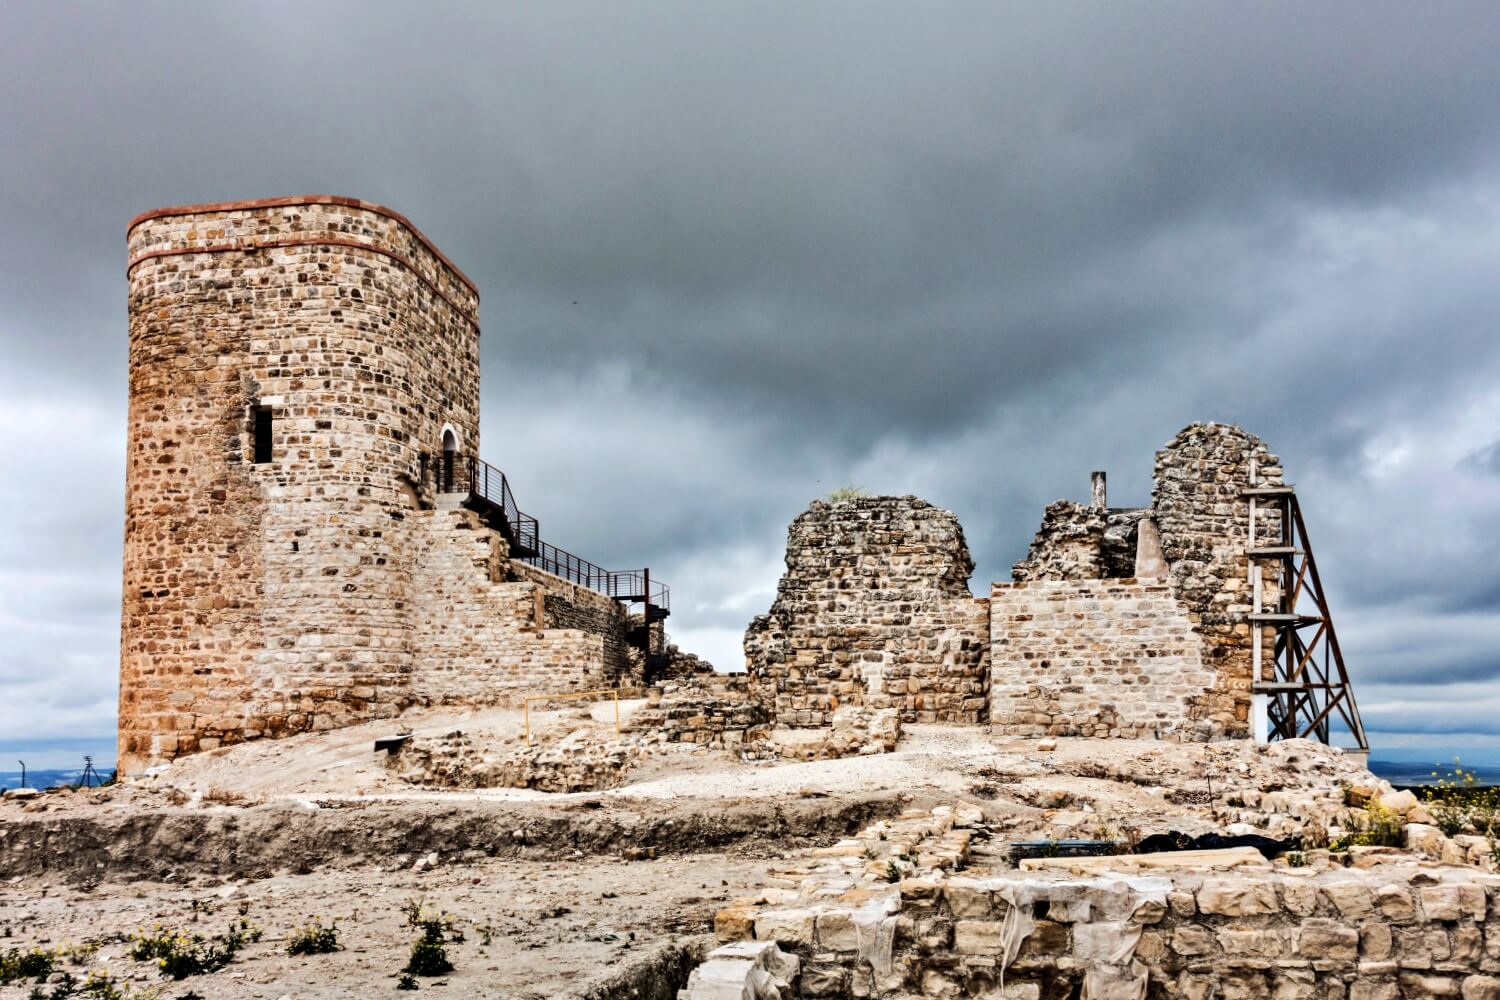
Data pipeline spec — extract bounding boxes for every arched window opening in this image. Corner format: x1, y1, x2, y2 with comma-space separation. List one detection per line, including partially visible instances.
441, 427, 459, 492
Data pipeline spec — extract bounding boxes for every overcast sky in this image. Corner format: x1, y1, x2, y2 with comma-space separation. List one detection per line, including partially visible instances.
2, 2, 1498, 763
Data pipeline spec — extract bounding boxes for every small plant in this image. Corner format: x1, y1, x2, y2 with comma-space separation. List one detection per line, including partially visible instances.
883, 861, 902, 883
200, 787, 247, 807
825, 485, 867, 502
0, 947, 56, 985
396, 972, 419, 990
402, 922, 453, 978
1424, 760, 1478, 837
285, 917, 341, 956
128, 919, 261, 980
1286, 851, 1307, 868
1340, 800, 1403, 849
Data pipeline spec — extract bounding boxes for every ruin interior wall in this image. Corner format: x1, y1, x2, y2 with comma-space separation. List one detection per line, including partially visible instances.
989, 579, 1217, 739
744, 497, 990, 727
994, 423, 1282, 740
121, 196, 638, 772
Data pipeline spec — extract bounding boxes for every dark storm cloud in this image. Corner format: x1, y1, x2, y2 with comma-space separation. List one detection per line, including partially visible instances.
2, 1, 1499, 742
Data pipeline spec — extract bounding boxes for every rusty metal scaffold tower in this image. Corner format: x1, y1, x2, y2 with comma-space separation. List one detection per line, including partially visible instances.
1245, 462, 1368, 751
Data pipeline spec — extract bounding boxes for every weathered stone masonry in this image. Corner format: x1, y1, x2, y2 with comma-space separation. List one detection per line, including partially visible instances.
745, 497, 990, 726
121, 196, 635, 773
994, 422, 1284, 739
746, 424, 1299, 741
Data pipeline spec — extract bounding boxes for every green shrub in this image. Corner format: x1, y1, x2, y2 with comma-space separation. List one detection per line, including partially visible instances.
285, 917, 341, 957
0, 947, 55, 984
396, 973, 420, 990
402, 922, 453, 977
128, 919, 261, 980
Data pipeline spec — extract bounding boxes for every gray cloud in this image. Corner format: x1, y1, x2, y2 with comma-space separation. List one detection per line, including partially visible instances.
2, 1, 1498, 749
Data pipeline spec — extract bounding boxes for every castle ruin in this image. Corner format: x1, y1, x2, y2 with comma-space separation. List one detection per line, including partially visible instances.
746, 422, 1366, 749
119, 194, 1363, 775
120, 196, 667, 773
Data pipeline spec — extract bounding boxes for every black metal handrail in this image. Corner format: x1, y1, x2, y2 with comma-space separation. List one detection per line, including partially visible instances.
428, 453, 668, 612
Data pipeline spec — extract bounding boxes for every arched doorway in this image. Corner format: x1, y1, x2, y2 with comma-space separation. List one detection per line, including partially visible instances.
441, 427, 458, 493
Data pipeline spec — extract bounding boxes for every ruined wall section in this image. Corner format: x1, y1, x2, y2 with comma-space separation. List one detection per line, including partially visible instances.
409, 506, 609, 704
515, 565, 635, 686
995, 422, 1282, 740
1010, 500, 1106, 581
745, 497, 989, 727
1152, 422, 1283, 737
989, 579, 1216, 738
122, 198, 483, 769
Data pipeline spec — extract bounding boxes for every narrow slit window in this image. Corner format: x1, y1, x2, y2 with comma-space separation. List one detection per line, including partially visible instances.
252, 406, 274, 464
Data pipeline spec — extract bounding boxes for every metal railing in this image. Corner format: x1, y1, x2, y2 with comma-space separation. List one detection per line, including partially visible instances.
427, 453, 668, 613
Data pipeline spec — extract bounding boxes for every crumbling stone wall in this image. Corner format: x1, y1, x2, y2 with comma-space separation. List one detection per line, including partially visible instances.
997, 423, 1284, 740
745, 497, 990, 727
120, 196, 639, 772
1153, 423, 1284, 737
408, 504, 613, 705
626, 674, 770, 750
989, 579, 1217, 738
1011, 501, 1107, 581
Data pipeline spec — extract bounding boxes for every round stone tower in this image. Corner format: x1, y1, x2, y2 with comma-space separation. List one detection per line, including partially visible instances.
121, 196, 481, 772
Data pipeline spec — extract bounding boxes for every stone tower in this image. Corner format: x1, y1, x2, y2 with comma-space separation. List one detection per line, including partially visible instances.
121, 196, 482, 771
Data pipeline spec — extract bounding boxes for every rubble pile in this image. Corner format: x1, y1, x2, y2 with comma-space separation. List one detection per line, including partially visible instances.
385, 728, 645, 793
769, 706, 903, 762
625, 675, 772, 751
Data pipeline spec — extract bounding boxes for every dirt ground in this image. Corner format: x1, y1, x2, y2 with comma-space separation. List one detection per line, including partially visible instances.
1, 852, 762, 999
0, 706, 1381, 997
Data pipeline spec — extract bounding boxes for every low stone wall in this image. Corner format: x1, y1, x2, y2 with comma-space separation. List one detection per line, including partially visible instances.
989, 579, 1220, 739
386, 728, 644, 793
702, 802, 1500, 999
626, 675, 771, 750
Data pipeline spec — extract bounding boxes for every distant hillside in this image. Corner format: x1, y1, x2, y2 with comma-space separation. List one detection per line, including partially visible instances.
1369, 759, 1500, 787
0, 766, 115, 791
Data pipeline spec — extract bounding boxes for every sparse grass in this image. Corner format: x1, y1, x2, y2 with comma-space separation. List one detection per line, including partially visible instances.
285, 918, 341, 957
826, 485, 867, 502
200, 788, 248, 807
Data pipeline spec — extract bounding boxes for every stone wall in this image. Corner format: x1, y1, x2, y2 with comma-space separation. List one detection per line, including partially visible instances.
120, 196, 640, 772
625, 674, 770, 750
998, 423, 1286, 740
745, 497, 990, 727
408, 504, 612, 705
1153, 423, 1284, 737
704, 801, 1500, 1000
989, 579, 1218, 739
739, 864, 1500, 999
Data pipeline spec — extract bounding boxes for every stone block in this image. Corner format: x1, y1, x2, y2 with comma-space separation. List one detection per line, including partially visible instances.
1322, 882, 1375, 919
1296, 918, 1358, 963
754, 908, 816, 949
815, 909, 858, 952
1464, 976, 1500, 1000
954, 919, 1004, 954
1198, 878, 1278, 916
